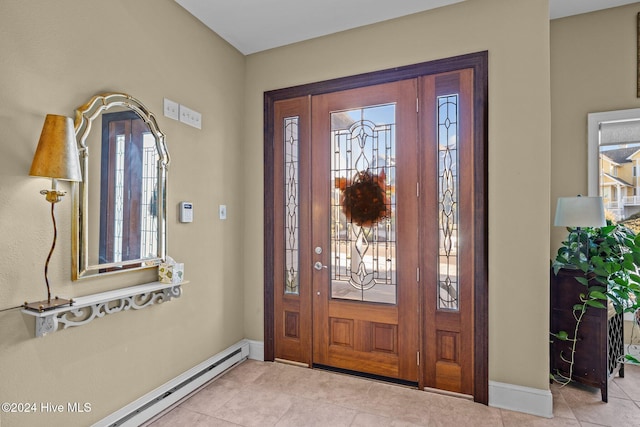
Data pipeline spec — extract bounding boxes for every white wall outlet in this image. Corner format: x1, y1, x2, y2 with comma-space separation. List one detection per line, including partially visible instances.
219, 204, 227, 220
163, 98, 179, 120
179, 104, 202, 129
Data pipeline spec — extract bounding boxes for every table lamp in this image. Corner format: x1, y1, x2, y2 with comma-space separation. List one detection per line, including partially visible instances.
24, 114, 82, 312
554, 195, 606, 261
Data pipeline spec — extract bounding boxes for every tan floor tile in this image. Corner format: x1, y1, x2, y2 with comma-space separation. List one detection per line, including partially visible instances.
427, 392, 503, 427
327, 381, 430, 424
579, 423, 614, 427
210, 384, 295, 427
614, 364, 640, 400
274, 397, 357, 427
180, 379, 241, 416
277, 367, 376, 403
221, 359, 274, 385
501, 408, 580, 426
147, 406, 240, 427
566, 395, 640, 426
151, 359, 640, 427
549, 383, 576, 420
350, 412, 424, 426
604, 374, 629, 400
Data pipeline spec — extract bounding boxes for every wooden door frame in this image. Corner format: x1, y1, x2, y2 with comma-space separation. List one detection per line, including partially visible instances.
263, 51, 489, 404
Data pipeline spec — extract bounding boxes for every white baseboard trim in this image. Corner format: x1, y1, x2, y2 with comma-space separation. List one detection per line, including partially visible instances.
93, 339, 250, 427
488, 380, 553, 418
247, 339, 264, 361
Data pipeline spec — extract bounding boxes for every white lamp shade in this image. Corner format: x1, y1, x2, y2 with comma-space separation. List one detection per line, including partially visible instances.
554, 196, 606, 227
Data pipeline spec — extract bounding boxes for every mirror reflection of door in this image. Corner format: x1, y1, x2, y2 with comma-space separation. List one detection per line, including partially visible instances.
100, 111, 158, 265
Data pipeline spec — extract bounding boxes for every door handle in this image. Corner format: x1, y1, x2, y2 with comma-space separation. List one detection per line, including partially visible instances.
314, 261, 328, 271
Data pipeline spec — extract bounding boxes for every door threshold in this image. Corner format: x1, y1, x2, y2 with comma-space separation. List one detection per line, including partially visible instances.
422, 386, 474, 401
274, 358, 309, 368
313, 364, 418, 388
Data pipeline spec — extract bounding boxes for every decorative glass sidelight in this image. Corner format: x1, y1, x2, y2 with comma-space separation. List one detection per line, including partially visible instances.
284, 116, 300, 295
437, 94, 459, 310
113, 134, 125, 262
331, 104, 397, 304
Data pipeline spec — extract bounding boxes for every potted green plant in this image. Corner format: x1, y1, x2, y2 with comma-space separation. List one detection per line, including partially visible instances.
551, 222, 640, 386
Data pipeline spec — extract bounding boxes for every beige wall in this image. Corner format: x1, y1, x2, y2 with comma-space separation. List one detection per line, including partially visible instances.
0, 0, 569, 423
0, 1, 246, 425
244, 0, 552, 391
551, 2, 640, 251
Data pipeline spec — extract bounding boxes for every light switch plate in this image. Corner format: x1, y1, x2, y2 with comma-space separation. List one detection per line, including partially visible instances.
179, 104, 202, 129
163, 98, 179, 120
219, 205, 227, 220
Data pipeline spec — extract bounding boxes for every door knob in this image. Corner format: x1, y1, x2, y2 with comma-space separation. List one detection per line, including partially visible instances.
314, 261, 327, 271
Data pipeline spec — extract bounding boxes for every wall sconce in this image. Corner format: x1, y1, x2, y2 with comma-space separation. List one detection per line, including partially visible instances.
24, 114, 82, 312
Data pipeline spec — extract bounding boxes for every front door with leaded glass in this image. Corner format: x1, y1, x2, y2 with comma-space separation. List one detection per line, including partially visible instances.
311, 80, 420, 382
271, 67, 479, 396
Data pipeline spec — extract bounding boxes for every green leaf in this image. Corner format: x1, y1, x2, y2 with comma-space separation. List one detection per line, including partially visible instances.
627, 283, 640, 291
613, 277, 627, 287
574, 276, 589, 287
593, 267, 609, 278
601, 225, 616, 235
589, 290, 608, 300
584, 300, 606, 309
552, 330, 569, 341
625, 354, 640, 364
591, 256, 604, 266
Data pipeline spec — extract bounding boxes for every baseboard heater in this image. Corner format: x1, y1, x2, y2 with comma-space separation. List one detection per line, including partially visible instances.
93, 340, 250, 427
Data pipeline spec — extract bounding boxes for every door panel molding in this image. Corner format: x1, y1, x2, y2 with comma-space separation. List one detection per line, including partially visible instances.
264, 51, 488, 404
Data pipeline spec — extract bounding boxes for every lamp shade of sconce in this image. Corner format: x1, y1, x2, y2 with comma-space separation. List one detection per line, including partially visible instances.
29, 114, 82, 182
554, 196, 606, 228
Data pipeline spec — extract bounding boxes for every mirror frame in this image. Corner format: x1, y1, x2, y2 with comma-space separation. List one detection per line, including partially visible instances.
588, 107, 640, 196
72, 92, 170, 280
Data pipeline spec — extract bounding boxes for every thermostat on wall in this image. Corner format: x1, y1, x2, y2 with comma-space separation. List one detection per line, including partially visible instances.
179, 202, 193, 223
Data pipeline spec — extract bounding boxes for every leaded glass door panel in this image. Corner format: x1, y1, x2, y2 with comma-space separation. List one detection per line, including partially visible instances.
273, 96, 312, 365
420, 69, 475, 395
311, 80, 419, 381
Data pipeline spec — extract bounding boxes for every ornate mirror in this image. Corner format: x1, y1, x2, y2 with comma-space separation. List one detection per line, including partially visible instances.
72, 93, 170, 280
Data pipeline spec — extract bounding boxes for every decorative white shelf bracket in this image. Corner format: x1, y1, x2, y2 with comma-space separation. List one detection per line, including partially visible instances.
22, 281, 185, 337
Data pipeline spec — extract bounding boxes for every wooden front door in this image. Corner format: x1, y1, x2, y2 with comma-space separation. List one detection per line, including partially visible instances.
311, 80, 420, 382
266, 53, 488, 402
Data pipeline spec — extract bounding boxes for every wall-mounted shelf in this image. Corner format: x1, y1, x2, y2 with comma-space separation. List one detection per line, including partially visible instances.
22, 281, 186, 337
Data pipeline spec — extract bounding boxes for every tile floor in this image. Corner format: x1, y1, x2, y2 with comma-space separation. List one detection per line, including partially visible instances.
147, 360, 640, 426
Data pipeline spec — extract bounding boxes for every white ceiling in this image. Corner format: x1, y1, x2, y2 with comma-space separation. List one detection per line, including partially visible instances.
175, 0, 640, 55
